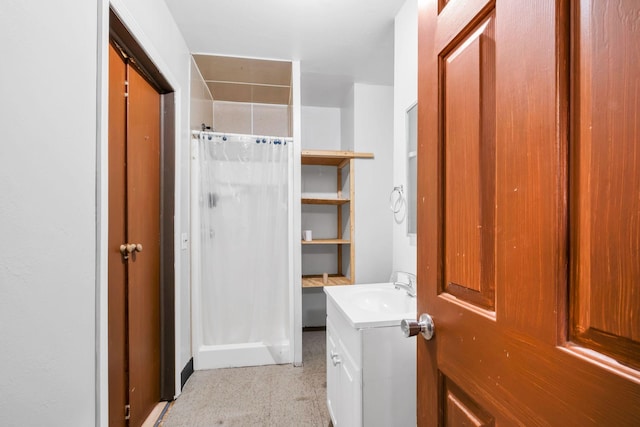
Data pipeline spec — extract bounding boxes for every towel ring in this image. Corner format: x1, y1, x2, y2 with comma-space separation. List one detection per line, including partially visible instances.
389, 185, 404, 213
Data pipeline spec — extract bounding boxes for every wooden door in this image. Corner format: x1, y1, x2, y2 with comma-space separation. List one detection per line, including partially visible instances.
416, 0, 640, 425
108, 43, 128, 427
126, 57, 161, 427
108, 42, 161, 426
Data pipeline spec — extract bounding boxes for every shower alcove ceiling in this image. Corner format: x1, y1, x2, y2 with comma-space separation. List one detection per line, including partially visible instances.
193, 54, 293, 136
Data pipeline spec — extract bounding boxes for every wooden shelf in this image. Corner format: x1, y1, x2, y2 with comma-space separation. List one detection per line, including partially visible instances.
301, 239, 350, 245
302, 197, 350, 205
302, 275, 352, 288
301, 150, 374, 167
301, 149, 373, 288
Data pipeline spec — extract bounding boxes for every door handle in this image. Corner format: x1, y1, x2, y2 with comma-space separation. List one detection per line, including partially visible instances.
330, 350, 341, 366
401, 313, 435, 340
119, 243, 143, 259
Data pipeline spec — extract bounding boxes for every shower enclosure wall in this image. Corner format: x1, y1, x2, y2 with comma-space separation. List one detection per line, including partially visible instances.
191, 131, 294, 369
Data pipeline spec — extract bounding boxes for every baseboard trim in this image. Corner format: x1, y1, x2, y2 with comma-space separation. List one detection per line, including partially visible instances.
180, 357, 194, 390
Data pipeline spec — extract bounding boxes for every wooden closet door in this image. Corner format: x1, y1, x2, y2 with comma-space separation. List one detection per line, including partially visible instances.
108, 43, 128, 427
126, 64, 161, 427
108, 43, 161, 426
416, 0, 640, 425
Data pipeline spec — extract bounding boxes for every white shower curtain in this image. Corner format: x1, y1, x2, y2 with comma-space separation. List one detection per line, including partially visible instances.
195, 132, 291, 364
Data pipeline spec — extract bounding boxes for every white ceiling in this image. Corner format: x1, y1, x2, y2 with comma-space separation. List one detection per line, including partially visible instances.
163, 0, 406, 107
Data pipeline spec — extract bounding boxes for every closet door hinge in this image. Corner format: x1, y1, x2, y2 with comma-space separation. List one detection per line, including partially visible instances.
124, 80, 129, 98
124, 404, 131, 420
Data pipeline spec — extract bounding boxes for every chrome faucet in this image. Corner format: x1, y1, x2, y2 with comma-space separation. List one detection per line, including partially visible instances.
392, 272, 417, 297
394, 281, 416, 297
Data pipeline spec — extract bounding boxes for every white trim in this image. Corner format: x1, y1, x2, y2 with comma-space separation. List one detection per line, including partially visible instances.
191, 51, 292, 63
173, 89, 183, 398
291, 60, 303, 366
96, 1, 110, 425
189, 138, 202, 369
287, 105, 295, 364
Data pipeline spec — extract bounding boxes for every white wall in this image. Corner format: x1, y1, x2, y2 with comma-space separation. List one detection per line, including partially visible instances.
340, 86, 355, 152
302, 106, 342, 150
392, 0, 418, 276
0, 1, 98, 425
351, 84, 395, 284
0, 0, 194, 425
300, 106, 341, 326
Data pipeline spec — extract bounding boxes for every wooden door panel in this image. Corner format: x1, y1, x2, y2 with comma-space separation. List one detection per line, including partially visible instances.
571, 0, 640, 370
494, 0, 566, 344
436, 315, 640, 424
417, 0, 640, 425
442, 11, 496, 310
127, 65, 161, 427
108, 43, 128, 427
442, 376, 494, 427
434, 0, 493, 53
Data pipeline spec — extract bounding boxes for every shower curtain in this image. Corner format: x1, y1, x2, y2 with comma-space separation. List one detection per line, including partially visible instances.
193, 132, 291, 367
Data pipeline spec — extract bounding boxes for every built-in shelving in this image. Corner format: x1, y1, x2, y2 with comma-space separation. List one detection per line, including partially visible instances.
300, 149, 373, 288
301, 197, 350, 205
301, 150, 374, 167
302, 275, 351, 288
301, 239, 350, 245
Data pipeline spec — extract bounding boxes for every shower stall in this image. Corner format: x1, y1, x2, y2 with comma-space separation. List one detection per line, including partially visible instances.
191, 131, 295, 369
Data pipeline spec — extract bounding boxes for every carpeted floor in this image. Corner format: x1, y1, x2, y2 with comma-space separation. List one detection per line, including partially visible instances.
160, 331, 331, 426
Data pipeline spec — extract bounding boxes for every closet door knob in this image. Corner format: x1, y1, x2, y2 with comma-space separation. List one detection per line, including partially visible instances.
120, 243, 142, 259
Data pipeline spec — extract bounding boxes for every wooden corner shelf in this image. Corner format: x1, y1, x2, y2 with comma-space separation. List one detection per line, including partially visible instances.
302, 197, 350, 205
301, 150, 374, 167
301, 239, 350, 245
302, 275, 352, 288
300, 149, 374, 288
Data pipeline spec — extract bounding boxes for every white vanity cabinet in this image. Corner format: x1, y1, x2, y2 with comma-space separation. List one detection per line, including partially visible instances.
325, 285, 416, 427
326, 306, 363, 426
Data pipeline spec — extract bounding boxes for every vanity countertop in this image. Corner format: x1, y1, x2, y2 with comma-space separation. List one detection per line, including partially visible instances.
324, 282, 417, 329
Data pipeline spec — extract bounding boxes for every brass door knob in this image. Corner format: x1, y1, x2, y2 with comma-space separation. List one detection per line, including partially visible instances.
120, 243, 143, 259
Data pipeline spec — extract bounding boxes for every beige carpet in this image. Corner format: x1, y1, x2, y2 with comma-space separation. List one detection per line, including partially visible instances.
160, 331, 331, 426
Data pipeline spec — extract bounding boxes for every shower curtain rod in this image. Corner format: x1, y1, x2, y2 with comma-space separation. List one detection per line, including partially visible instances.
191, 130, 293, 142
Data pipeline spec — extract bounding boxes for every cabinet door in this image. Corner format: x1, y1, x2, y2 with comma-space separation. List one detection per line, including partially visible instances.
326, 319, 340, 424
327, 317, 363, 427
338, 346, 362, 427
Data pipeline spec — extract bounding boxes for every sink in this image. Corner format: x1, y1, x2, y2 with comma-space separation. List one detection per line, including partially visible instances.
350, 286, 414, 314
324, 283, 417, 328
